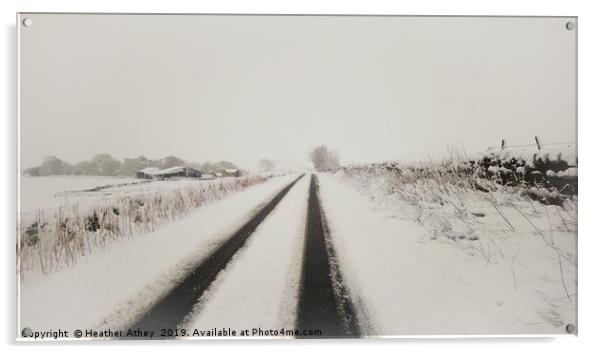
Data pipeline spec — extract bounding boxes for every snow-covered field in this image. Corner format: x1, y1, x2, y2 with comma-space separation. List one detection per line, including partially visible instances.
19, 175, 223, 216
19, 174, 300, 334
19, 176, 140, 215
321, 172, 576, 335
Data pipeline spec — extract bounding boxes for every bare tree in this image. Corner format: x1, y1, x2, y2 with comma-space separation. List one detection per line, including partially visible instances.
258, 158, 276, 172
309, 145, 340, 172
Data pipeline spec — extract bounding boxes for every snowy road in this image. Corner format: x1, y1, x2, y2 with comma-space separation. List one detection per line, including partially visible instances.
184, 175, 309, 331
126, 173, 360, 338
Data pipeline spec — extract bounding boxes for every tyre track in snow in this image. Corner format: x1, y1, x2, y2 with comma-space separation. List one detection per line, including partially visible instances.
296, 174, 360, 338
127, 174, 305, 337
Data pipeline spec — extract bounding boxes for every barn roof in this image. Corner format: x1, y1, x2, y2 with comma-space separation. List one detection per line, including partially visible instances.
138, 166, 198, 176
156, 166, 186, 174
138, 167, 160, 173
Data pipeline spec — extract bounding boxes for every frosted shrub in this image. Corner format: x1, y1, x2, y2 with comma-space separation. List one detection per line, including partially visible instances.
18, 175, 268, 274
339, 153, 576, 244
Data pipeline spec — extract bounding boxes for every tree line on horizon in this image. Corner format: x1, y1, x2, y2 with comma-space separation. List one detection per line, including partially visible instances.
23, 154, 238, 177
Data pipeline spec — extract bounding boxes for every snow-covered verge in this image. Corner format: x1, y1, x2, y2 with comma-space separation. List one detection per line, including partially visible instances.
19, 174, 300, 334
320, 171, 576, 335
184, 175, 309, 332
18, 175, 269, 274
347, 144, 577, 206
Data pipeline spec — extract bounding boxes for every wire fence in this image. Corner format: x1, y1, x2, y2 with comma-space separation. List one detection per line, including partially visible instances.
500, 137, 576, 150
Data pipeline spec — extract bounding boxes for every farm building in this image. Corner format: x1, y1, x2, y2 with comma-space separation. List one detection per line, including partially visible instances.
136, 166, 203, 179
136, 167, 160, 179
224, 169, 241, 177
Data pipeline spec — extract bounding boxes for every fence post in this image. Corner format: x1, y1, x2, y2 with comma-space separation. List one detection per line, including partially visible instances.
534, 136, 542, 150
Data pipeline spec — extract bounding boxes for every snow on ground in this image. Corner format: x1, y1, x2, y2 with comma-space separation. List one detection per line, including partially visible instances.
19, 175, 225, 217
184, 175, 309, 333
318, 173, 576, 335
19, 174, 300, 334
101, 177, 227, 196
19, 176, 139, 214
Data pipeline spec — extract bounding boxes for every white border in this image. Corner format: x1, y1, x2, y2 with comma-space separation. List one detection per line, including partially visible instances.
3, 1, 601, 353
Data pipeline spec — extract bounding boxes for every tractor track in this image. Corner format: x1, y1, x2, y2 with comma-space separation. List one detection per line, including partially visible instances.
296, 174, 360, 338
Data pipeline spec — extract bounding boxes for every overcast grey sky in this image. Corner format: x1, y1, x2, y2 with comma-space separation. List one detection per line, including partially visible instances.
19, 14, 576, 169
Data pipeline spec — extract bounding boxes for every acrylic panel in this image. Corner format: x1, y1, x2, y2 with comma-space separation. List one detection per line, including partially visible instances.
17, 14, 577, 340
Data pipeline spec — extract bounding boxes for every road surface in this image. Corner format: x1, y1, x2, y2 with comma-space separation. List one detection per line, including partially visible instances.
127, 173, 361, 338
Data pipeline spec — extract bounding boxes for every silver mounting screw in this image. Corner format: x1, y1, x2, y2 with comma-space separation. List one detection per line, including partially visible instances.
565, 21, 575, 31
